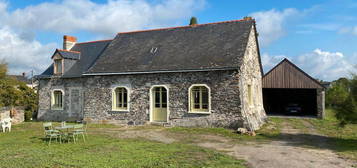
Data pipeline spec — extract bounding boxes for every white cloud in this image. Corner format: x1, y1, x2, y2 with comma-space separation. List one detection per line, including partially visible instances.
338, 26, 357, 35
1, 0, 205, 36
261, 53, 290, 72
0, 0, 205, 74
251, 8, 298, 46
262, 49, 357, 81
0, 26, 57, 75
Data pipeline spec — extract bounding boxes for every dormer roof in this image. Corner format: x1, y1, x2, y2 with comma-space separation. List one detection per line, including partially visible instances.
51, 49, 81, 60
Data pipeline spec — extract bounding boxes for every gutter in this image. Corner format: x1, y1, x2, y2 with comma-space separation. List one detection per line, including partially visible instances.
82, 67, 239, 76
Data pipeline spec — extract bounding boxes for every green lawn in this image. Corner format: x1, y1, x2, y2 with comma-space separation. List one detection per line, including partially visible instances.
1, 108, 355, 167
0, 123, 245, 168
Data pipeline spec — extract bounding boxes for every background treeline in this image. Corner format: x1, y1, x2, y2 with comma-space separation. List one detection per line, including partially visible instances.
0, 61, 38, 121
326, 74, 357, 126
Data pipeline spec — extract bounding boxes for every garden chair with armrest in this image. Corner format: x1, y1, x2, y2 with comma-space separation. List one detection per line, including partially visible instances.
43, 122, 61, 145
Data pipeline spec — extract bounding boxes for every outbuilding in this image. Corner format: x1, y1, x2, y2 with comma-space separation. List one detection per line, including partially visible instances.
262, 59, 325, 118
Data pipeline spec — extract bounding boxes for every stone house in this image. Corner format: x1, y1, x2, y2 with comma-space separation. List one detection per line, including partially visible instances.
36, 18, 267, 131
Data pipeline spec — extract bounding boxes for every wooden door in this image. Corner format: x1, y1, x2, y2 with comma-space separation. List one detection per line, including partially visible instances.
152, 87, 167, 122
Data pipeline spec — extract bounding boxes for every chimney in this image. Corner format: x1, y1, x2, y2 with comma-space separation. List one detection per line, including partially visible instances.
243, 16, 253, 21
22, 72, 26, 77
63, 35, 77, 50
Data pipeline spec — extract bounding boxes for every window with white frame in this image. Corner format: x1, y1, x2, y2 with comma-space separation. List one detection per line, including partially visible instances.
112, 87, 128, 111
189, 85, 210, 113
52, 90, 63, 110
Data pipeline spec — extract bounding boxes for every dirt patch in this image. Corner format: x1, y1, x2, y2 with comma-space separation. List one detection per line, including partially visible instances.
91, 126, 356, 168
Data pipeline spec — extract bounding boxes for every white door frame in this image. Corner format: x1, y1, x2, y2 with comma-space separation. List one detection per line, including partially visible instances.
149, 85, 170, 122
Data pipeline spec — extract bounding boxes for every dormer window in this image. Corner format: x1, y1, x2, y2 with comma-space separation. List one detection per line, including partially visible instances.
54, 59, 63, 75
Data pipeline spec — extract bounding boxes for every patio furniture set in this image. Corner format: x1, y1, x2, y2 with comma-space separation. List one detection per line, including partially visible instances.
43, 121, 87, 145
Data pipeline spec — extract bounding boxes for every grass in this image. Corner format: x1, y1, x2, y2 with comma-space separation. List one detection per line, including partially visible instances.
0, 123, 246, 168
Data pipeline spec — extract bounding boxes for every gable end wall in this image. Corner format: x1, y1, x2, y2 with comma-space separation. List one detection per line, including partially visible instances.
238, 25, 267, 131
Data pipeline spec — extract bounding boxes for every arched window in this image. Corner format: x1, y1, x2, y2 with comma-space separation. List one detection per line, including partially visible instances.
189, 84, 210, 113
52, 90, 63, 110
112, 87, 129, 111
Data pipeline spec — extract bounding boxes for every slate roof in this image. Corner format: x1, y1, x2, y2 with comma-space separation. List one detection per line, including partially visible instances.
55, 49, 81, 60
9, 75, 31, 84
86, 19, 255, 74
38, 40, 111, 78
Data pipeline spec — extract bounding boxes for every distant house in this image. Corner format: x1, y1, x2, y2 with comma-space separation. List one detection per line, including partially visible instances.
36, 17, 267, 131
9, 73, 38, 91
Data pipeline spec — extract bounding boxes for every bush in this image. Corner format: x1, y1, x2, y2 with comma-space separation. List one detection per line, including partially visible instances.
24, 110, 33, 121
189, 17, 198, 25
336, 96, 357, 126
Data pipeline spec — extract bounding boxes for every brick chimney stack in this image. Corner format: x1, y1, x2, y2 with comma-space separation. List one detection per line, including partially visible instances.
243, 16, 253, 21
63, 35, 77, 50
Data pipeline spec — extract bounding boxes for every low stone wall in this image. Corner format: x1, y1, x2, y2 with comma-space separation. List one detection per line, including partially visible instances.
0, 106, 24, 124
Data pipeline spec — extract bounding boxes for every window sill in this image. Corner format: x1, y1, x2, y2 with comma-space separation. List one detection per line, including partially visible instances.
51, 108, 63, 111
188, 111, 211, 114
111, 108, 129, 112
108, 110, 129, 115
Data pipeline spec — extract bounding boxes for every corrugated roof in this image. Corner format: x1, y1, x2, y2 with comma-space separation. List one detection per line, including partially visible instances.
86, 19, 254, 74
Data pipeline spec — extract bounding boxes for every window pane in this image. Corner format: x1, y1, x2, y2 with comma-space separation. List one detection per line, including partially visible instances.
194, 91, 200, 103
202, 89, 208, 104
162, 91, 167, 104
155, 91, 160, 104
123, 90, 128, 107
55, 60, 62, 74
53, 91, 62, 108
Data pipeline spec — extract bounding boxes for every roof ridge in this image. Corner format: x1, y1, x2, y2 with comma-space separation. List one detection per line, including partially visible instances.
117, 18, 253, 35
57, 49, 81, 54
76, 39, 113, 45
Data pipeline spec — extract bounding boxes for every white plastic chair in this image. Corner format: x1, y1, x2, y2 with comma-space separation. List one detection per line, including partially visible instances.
1, 118, 12, 132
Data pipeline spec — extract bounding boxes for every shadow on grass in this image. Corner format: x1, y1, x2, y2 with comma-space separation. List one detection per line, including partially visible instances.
261, 133, 357, 153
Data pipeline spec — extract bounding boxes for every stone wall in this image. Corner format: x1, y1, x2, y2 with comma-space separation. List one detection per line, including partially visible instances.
317, 89, 325, 119
238, 25, 267, 131
37, 77, 84, 121
38, 70, 246, 128
0, 106, 24, 124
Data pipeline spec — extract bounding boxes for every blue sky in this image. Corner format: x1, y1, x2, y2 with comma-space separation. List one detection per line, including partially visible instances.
0, 0, 356, 81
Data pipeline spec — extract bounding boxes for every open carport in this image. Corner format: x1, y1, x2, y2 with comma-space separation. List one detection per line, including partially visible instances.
262, 59, 325, 118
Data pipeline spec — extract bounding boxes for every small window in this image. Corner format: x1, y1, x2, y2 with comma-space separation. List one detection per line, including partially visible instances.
113, 87, 129, 111
54, 59, 62, 75
189, 85, 210, 113
52, 90, 63, 110
248, 85, 253, 106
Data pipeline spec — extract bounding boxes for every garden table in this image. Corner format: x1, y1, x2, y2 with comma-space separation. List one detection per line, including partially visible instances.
55, 125, 75, 143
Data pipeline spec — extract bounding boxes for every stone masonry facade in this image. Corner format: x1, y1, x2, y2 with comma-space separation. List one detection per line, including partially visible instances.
37, 26, 266, 131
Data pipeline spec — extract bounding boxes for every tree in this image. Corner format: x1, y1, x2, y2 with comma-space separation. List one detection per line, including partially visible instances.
0, 60, 7, 79
336, 95, 357, 126
331, 72, 357, 126
0, 60, 38, 121
189, 17, 198, 25
326, 78, 350, 107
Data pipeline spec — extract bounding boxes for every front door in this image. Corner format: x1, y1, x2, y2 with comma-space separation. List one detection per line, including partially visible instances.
152, 87, 168, 122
